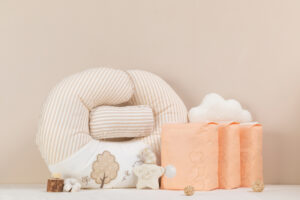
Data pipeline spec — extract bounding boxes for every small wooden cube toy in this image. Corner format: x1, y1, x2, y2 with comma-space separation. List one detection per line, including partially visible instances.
47, 173, 64, 192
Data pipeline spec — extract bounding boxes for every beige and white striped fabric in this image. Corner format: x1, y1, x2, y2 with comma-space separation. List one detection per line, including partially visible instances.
36, 68, 187, 165
36, 68, 134, 165
90, 105, 154, 139
127, 70, 188, 162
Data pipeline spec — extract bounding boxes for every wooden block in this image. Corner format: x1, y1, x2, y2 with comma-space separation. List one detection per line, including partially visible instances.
47, 178, 64, 192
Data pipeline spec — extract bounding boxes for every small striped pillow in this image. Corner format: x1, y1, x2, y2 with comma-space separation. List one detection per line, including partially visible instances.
89, 105, 154, 139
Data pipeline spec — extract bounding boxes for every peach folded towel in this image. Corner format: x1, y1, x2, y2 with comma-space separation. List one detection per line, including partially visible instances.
161, 122, 219, 191
161, 122, 263, 191
218, 122, 241, 189
240, 123, 263, 187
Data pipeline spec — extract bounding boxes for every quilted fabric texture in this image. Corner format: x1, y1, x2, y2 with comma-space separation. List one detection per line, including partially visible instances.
161, 122, 263, 190
161, 123, 219, 191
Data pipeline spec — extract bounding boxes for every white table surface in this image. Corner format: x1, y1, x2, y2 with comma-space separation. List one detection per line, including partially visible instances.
0, 184, 299, 200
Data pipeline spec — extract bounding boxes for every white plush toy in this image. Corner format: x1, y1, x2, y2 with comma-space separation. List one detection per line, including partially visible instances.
133, 164, 164, 189
133, 148, 175, 189
189, 93, 252, 123
64, 178, 81, 192
139, 148, 157, 164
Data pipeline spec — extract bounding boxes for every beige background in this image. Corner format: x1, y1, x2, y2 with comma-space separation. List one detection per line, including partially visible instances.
1, 0, 300, 184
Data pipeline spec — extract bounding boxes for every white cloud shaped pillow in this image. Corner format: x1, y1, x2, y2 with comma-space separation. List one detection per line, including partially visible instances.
189, 93, 252, 123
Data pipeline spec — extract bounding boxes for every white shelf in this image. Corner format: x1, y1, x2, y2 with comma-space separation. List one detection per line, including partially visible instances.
0, 184, 299, 200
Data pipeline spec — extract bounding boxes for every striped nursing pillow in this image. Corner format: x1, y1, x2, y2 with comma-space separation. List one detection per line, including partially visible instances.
36, 68, 187, 188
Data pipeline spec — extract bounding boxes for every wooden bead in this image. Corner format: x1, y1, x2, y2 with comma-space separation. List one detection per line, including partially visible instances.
47, 178, 64, 192
252, 180, 264, 192
184, 185, 194, 196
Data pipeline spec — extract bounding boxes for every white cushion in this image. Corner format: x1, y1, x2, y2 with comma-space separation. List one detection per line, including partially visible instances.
49, 140, 147, 189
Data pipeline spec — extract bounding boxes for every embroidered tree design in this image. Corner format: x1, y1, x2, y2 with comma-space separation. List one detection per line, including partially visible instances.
90, 151, 119, 188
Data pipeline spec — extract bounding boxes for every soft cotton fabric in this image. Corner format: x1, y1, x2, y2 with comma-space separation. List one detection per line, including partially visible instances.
36, 68, 187, 188
127, 70, 188, 162
161, 122, 263, 191
161, 123, 219, 191
218, 122, 241, 189
49, 140, 146, 189
90, 105, 154, 139
240, 123, 263, 187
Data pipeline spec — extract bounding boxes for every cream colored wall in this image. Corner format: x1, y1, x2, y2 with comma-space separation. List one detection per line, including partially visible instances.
1, 0, 300, 184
